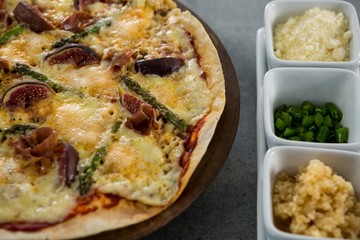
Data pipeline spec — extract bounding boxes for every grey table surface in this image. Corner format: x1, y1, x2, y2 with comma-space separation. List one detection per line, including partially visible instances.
143, 0, 360, 240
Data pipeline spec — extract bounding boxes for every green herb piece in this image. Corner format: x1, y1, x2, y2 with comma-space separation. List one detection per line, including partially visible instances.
302, 115, 314, 129
316, 126, 330, 143
121, 76, 189, 133
315, 105, 327, 115
0, 24, 26, 46
274, 104, 286, 119
323, 115, 333, 128
0, 124, 36, 142
111, 121, 122, 133
12, 63, 65, 92
78, 147, 107, 196
1, 124, 36, 135
325, 102, 343, 121
283, 127, 298, 137
281, 111, 292, 127
275, 118, 286, 131
301, 100, 315, 114
299, 131, 314, 142
335, 127, 349, 143
314, 112, 324, 127
287, 105, 303, 122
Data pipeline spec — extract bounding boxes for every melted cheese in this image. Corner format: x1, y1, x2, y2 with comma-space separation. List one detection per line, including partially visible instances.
94, 124, 183, 206
0, 156, 77, 223
45, 93, 120, 157
33, 0, 75, 24
80, 8, 153, 55
41, 64, 119, 100
87, 2, 125, 18
0, 30, 57, 66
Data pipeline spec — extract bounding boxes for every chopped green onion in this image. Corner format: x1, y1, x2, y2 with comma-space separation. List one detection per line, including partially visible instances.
335, 127, 349, 143
274, 101, 348, 143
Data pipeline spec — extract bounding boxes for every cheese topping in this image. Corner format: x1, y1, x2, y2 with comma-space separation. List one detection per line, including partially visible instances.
94, 124, 183, 206
80, 8, 152, 55
0, 30, 57, 66
46, 93, 120, 156
0, 156, 77, 223
41, 64, 119, 100
33, 0, 74, 24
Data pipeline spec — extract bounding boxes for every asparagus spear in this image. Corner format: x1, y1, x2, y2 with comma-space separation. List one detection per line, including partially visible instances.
120, 76, 189, 133
0, 24, 26, 46
12, 63, 65, 92
51, 18, 112, 49
51, 0, 133, 49
0, 124, 36, 142
78, 147, 107, 196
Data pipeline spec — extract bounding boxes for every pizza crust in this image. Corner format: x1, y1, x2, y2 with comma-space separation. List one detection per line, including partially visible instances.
0, 200, 165, 240
0, 4, 226, 240
171, 10, 226, 199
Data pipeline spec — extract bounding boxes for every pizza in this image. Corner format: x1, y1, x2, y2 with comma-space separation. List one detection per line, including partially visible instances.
0, 0, 225, 239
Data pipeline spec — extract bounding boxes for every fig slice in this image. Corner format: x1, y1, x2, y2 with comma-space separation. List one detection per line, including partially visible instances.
134, 57, 185, 77
13, 1, 55, 33
56, 142, 79, 187
44, 43, 99, 67
1, 80, 55, 110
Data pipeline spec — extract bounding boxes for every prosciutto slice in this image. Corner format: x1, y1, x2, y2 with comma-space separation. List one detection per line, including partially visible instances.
125, 103, 160, 135
13, 127, 79, 186
59, 11, 95, 33
13, 127, 58, 160
103, 49, 132, 73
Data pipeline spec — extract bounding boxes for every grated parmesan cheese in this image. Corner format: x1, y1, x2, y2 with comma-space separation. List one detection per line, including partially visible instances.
273, 7, 352, 62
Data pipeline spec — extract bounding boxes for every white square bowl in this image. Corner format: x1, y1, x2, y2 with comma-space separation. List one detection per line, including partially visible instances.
264, 67, 360, 150
263, 146, 360, 240
264, 0, 360, 72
